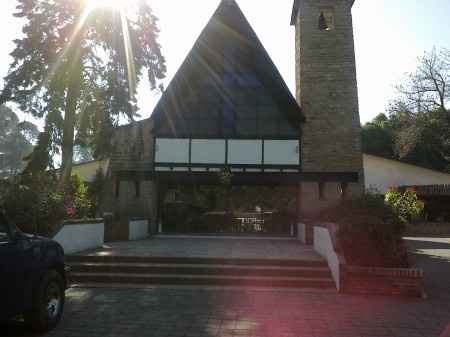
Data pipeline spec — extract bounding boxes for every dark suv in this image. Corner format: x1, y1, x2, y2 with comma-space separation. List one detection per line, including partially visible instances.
0, 213, 69, 332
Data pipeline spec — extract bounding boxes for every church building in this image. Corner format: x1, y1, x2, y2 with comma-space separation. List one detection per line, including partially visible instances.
99, 0, 363, 236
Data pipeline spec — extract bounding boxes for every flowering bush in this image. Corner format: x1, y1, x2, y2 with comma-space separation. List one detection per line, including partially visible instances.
0, 172, 93, 235
64, 173, 92, 219
385, 188, 424, 224
0, 173, 66, 235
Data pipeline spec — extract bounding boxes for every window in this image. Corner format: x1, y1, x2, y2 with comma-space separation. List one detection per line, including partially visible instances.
318, 8, 335, 31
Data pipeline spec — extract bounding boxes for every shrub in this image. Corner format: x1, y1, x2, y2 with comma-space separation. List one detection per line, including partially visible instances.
86, 168, 106, 217
0, 172, 94, 236
65, 173, 92, 219
0, 173, 66, 235
315, 192, 409, 268
385, 188, 424, 224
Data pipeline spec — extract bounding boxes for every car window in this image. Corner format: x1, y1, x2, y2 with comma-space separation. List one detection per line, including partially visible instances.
0, 214, 10, 242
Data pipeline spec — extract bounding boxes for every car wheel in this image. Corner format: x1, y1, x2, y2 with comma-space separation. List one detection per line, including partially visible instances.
25, 270, 65, 332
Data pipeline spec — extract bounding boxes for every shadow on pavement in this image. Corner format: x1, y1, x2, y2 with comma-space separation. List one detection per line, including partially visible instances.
0, 319, 39, 337
405, 237, 450, 300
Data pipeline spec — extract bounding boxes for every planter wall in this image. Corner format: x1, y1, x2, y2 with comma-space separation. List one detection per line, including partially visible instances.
53, 219, 104, 254
129, 218, 149, 241
406, 222, 450, 236
313, 225, 343, 290
313, 223, 425, 297
343, 266, 424, 297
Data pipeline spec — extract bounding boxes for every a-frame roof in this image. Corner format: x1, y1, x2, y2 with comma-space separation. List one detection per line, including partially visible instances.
151, 0, 304, 137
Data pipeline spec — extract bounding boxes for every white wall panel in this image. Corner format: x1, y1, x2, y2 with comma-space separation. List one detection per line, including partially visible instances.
155, 138, 189, 163
129, 220, 149, 241
53, 222, 104, 254
191, 139, 226, 164
264, 140, 300, 165
363, 154, 450, 193
228, 140, 262, 165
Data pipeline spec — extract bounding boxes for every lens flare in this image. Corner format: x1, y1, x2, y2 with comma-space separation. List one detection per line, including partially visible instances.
85, 0, 130, 11
83, 0, 138, 97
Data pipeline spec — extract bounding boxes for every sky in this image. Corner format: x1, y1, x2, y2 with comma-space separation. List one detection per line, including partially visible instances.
1, 0, 450, 130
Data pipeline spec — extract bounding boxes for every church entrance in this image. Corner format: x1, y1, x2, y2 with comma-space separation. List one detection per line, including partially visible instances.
160, 185, 297, 236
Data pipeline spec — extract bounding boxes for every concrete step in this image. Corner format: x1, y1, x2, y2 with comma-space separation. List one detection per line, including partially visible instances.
70, 283, 339, 293
66, 255, 328, 268
70, 272, 336, 289
68, 262, 332, 278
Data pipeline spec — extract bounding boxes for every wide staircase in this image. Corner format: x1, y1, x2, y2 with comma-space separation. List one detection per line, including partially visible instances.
66, 255, 335, 290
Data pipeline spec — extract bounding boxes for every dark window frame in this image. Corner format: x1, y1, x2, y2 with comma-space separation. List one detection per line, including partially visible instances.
318, 182, 326, 200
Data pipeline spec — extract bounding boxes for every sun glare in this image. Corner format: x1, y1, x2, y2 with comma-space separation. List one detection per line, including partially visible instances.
76, 0, 138, 98
85, 0, 131, 11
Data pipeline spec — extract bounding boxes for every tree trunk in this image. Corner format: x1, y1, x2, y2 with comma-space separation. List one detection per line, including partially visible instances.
58, 59, 82, 190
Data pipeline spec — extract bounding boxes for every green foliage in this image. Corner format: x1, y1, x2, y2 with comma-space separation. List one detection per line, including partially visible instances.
317, 192, 408, 267
0, 173, 66, 235
361, 113, 395, 159
362, 108, 450, 173
385, 189, 424, 224
87, 168, 106, 217
362, 48, 450, 173
1, 0, 166, 180
0, 172, 94, 235
218, 168, 233, 186
65, 173, 92, 219
0, 105, 39, 177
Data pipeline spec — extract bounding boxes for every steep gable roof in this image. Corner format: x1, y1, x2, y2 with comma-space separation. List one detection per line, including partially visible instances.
151, 0, 303, 137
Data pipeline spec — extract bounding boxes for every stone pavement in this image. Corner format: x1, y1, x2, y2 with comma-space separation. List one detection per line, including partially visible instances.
2, 236, 449, 337
76, 237, 323, 261
3, 286, 449, 337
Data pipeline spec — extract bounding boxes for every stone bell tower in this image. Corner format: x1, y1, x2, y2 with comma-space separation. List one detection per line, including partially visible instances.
291, 0, 364, 212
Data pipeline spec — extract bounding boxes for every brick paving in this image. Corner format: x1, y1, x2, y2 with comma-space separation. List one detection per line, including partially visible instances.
3, 286, 449, 337
2, 236, 449, 337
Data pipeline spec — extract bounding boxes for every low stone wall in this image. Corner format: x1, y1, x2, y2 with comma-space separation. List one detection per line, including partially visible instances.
53, 219, 104, 254
406, 222, 450, 236
313, 223, 425, 297
129, 218, 149, 241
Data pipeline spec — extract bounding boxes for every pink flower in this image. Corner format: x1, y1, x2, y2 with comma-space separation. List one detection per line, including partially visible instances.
66, 205, 76, 218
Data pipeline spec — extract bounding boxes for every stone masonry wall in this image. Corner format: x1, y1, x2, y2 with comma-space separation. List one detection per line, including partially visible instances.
294, 0, 363, 175
110, 119, 155, 172
100, 119, 158, 227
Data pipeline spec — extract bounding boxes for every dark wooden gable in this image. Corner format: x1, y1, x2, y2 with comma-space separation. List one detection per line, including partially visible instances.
152, 0, 304, 139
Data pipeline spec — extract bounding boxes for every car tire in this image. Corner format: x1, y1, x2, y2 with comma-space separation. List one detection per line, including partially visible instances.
25, 270, 65, 332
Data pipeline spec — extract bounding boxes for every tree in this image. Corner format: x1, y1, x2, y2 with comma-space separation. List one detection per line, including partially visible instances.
0, 105, 39, 177
395, 48, 449, 115
0, 0, 166, 187
387, 48, 450, 172
361, 113, 395, 159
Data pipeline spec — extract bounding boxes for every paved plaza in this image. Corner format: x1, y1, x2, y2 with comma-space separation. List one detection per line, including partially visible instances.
76, 236, 323, 261
2, 237, 450, 337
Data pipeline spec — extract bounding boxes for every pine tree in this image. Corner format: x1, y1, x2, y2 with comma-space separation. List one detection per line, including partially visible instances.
1, 0, 166, 186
